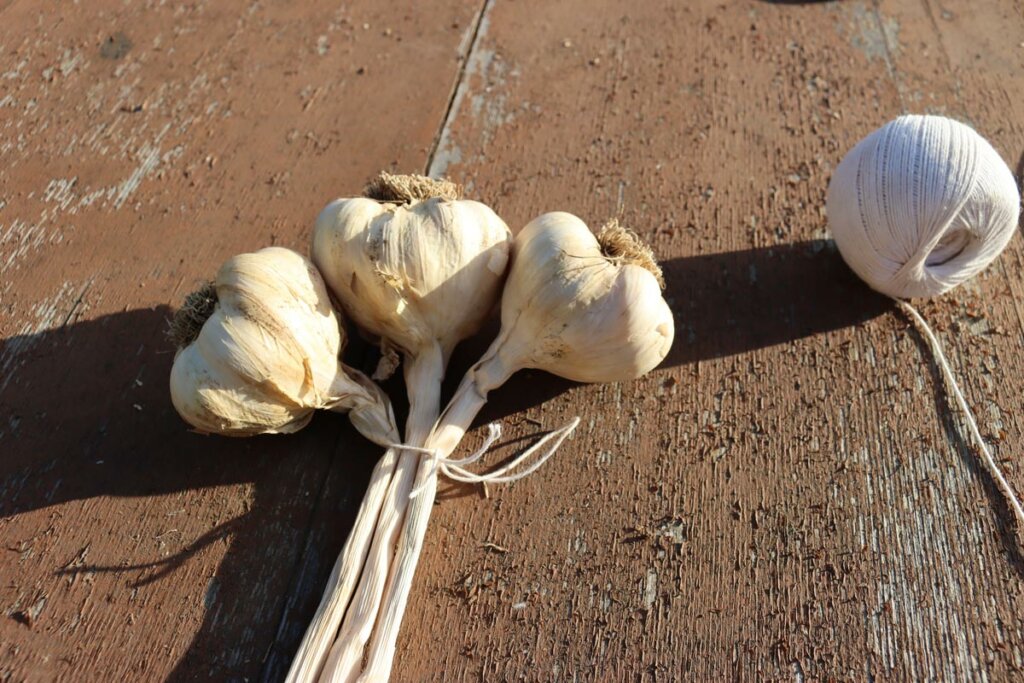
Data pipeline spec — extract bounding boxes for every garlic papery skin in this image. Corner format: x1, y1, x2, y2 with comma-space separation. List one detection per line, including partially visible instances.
357, 212, 674, 682
485, 212, 673, 385
311, 176, 512, 365
301, 174, 512, 682
169, 246, 398, 444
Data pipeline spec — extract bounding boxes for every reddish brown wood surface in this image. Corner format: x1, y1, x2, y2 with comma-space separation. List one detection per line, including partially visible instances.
0, 1, 481, 680
3, 1, 1024, 681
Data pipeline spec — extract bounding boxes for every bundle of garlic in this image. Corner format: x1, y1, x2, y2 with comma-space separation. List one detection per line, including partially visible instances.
287, 173, 513, 681
169, 246, 398, 445
337, 211, 674, 681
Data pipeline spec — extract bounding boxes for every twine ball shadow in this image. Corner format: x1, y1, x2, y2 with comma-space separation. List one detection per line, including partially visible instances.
827, 114, 1021, 300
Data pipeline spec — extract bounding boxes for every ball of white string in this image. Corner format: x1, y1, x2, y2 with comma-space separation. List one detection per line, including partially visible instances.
827, 114, 1024, 532
827, 114, 1019, 300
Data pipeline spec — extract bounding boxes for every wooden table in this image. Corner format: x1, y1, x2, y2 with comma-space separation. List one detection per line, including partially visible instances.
2, 1, 1023, 680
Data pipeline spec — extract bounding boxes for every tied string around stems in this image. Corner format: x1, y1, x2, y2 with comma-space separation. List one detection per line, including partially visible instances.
896, 299, 1024, 530
394, 417, 582, 499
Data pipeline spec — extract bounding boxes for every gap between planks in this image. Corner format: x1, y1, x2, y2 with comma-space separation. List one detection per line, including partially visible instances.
426, 0, 494, 177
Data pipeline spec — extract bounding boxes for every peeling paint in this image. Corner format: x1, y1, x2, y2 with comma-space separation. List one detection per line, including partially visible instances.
642, 567, 658, 610
0, 129, 179, 273
468, 49, 518, 148
429, 6, 495, 177
113, 128, 169, 209
839, 2, 900, 65
432, 15, 522, 178
0, 280, 87, 400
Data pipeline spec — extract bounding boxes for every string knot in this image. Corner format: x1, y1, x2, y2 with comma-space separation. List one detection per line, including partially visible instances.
394, 417, 581, 500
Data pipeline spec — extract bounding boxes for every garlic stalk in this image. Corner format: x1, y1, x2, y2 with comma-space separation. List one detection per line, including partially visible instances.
169, 246, 397, 444
292, 173, 511, 682
359, 212, 674, 681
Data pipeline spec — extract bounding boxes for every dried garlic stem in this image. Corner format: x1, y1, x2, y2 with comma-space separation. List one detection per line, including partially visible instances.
319, 452, 413, 683
287, 366, 399, 682
358, 359, 505, 681
285, 447, 399, 683
321, 343, 446, 682
358, 457, 438, 682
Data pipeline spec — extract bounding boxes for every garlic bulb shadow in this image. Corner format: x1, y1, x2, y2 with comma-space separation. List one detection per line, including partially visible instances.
0, 305, 382, 681
454, 239, 892, 403
661, 238, 891, 367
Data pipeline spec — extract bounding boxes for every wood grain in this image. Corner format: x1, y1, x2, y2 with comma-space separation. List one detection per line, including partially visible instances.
3, 0, 1024, 681
0, 1, 481, 680
375, 1, 1024, 680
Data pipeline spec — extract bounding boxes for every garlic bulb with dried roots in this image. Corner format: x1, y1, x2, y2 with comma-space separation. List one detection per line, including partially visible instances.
358, 212, 674, 681
289, 173, 512, 682
169, 246, 397, 444
431, 212, 673, 461
312, 173, 510, 364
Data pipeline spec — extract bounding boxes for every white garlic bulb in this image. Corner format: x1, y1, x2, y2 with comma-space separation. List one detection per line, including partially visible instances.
427, 210, 675, 462
169, 246, 397, 444
312, 173, 512, 366
469, 211, 674, 394
827, 115, 1020, 299
302, 173, 512, 683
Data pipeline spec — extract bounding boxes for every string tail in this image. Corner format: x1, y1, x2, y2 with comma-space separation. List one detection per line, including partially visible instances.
406, 417, 581, 498
897, 300, 1024, 529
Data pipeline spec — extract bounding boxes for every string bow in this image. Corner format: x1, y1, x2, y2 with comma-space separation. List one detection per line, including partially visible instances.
395, 417, 582, 499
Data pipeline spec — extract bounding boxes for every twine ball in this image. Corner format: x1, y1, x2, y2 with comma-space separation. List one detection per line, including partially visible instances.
827, 115, 1020, 299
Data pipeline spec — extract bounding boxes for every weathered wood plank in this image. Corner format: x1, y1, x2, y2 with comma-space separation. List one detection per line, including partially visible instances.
5, 0, 1024, 680
0, 1, 481, 680
359, 1, 1024, 680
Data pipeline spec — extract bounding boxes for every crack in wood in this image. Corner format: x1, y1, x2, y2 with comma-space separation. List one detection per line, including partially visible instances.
426, 0, 494, 177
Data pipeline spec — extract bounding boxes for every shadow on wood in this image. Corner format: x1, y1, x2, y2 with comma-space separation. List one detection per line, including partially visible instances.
662, 238, 890, 366
0, 239, 890, 678
0, 305, 380, 680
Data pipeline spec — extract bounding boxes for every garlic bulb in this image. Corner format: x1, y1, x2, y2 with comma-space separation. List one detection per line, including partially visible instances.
357, 212, 674, 682
292, 173, 512, 683
471, 211, 673, 390
169, 246, 397, 445
430, 211, 675, 439
312, 173, 511, 375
